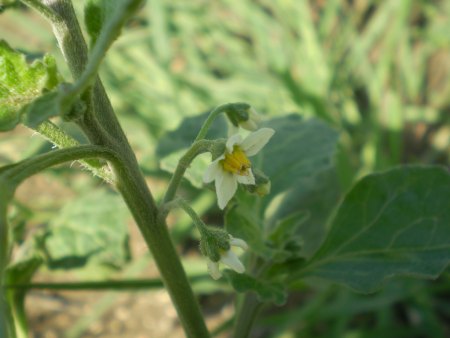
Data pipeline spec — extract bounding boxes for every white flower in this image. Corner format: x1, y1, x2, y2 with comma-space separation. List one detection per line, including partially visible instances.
207, 235, 248, 280
239, 107, 262, 131
203, 128, 275, 209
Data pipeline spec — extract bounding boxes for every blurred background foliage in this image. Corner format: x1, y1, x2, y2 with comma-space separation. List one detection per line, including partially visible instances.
0, 0, 449, 337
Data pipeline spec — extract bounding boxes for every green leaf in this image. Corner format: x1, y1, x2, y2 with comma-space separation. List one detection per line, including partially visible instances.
224, 270, 287, 305
299, 166, 450, 293
225, 200, 274, 258
268, 211, 309, 246
156, 111, 228, 158
270, 169, 341, 258
261, 114, 339, 199
0, 40, 59, 131
44, 189, 130, 269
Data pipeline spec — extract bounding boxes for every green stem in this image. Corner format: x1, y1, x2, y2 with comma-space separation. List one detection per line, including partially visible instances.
7, 290, 28, 338
3, 145, 118, 186
5, 275, 209, 291
34, 121, 113, 182
39, 2, 210, 336
233, 293, 263, 338
194, 103, 237, 142
173, 198, 209, 235
63, 0, 143, 108
19, 0, 63, 24
162, 139, 214, 204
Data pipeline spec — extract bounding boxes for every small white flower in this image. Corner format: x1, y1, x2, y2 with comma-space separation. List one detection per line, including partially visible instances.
239, 107, 262, 131
203, 128, 275, 209
207, 235, 248, 280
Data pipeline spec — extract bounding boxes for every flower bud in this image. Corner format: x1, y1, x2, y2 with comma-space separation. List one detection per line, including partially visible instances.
199, 227, 230, 262
199, 227, 248, 280
225, 103, 261, 131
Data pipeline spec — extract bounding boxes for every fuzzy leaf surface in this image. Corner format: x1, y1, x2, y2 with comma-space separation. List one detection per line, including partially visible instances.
0, 40, 59, 131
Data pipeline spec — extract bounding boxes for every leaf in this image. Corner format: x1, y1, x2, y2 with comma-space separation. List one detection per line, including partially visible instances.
224, 270, 287, 305
268, 210, 309, 247
299, 166, 450, 293
270, 169, 341, 258
260, 114, 339, 199
44, 189, 130, 269
0, 40, 59, 131
225, 200, 274, 258
156, 111, 228, 158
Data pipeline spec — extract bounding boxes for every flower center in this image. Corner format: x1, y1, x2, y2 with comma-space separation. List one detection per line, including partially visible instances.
221, 146, 251, 175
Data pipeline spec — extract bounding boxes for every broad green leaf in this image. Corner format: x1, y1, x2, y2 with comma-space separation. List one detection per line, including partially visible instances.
156, 111, 227, 158
299, 166, 450, 293
44, 189, 130, 269
269, 169, 341, 258
224, 270, 287, 305
260, 115, 339, 199
0, 40, 59, 131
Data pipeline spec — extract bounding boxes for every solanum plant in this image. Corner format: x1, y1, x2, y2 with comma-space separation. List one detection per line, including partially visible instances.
0, 1, 449, 338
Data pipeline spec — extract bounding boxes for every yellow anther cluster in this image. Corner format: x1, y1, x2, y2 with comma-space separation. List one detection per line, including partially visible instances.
221, 146, 251, 175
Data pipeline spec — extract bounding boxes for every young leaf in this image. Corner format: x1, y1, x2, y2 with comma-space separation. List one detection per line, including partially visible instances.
297, 166, 450, 293
224, 270, 287, 306
225, 202, 274, 259
0, 40, 59, 131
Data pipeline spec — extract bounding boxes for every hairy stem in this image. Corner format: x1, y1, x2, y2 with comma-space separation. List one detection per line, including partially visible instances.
194, 103, 238, 142
63, 0, 143, 109
19, 0, 63, 24
3, 146, 117, 186
37, 1, 210, 336
163, 139, 213, 204
34, 121, 113, 182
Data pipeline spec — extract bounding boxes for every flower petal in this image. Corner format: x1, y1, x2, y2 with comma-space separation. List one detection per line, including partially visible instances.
203, 157, 223, 183
226, 133, 243, 152
215, 171, 238, 209
220, 250, 245, 273
240, 128, 275, 156
207, 260, 222, 280
229, 236, 249, 250
236, 169, 255, 185
239, 107, 261, 131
